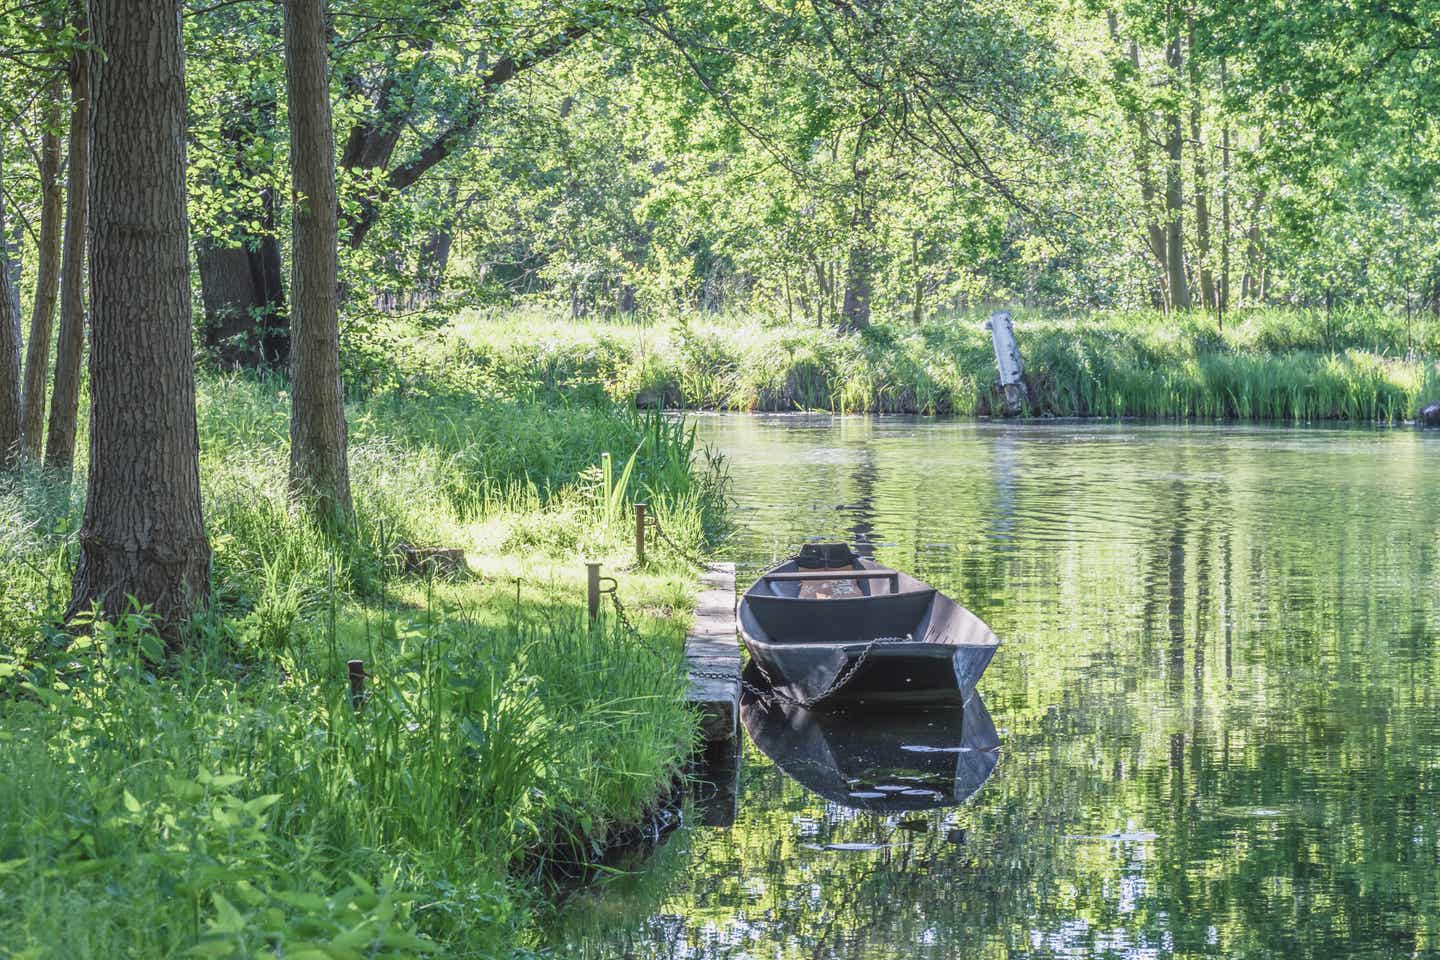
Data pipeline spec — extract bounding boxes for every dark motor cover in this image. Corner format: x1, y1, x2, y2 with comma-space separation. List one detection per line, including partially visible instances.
794, 542, 862, 569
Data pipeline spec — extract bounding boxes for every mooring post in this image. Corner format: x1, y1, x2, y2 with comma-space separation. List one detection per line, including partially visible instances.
635, 503, 648, 565
347, 659, 366, 712
984, 310, 1029, 416
586, 562, 602, 622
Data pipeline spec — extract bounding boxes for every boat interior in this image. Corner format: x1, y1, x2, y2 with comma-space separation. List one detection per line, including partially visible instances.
744, 543, 946, 645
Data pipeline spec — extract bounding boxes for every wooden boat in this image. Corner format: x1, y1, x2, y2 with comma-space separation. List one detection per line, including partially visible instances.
740, 671, 1000, 812
739, 543, 999, 709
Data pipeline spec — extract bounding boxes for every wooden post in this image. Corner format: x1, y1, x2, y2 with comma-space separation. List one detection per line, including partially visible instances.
587, 562, 602, 622
347, 659, 365, 711
635, 503, 648, 565
985, 310, 1029, 416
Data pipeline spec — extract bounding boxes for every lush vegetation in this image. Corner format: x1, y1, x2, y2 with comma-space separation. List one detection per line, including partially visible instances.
0, 0, 1436, 956
383, 306, 1440, 421
0, 370, 728, 957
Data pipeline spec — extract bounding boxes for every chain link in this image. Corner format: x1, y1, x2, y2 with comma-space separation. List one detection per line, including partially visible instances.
606, 589, 680, 662
647, 514, 727, 573
742, 632, 913, 710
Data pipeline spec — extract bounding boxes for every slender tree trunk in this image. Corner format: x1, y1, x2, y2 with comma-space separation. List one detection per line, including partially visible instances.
20, 76, 66, 460
46, 34, 91, 474
70, 0, 212, 627
811, 255, 826, 326
1164, 18, 1191, 310
911, 232, 924, 324
1188, 23, 1215, 311
1108, 13, 1168, 301
3, 220, 19, 330
1219, 58, 1231, 321
1241, 190, 1267, 304
0, 149, 21, 466
285, 0, 353, 528
828, 260, 839, 322
416, 178, 459, 296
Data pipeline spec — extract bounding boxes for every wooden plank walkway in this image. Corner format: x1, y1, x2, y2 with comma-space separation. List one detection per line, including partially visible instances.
685, 562, 740, 743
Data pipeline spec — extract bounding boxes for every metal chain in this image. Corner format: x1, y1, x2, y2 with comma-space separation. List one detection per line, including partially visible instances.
740, 632, 913, 710
607, 589, 678, 661
647, 515, 727, 573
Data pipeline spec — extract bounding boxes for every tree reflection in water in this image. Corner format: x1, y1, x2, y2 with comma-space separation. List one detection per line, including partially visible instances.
553, 416, 1440, 960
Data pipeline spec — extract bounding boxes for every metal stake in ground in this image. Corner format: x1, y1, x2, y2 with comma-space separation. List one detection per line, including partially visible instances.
347, 659, 366, 712
635, 502, 648, 565
586, 562, 618, 622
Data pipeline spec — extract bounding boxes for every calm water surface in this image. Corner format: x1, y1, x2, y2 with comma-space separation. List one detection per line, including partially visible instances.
556, 415, 1440, 959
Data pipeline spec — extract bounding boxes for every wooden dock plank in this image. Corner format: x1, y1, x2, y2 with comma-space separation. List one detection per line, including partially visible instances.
684, 563, 739, 743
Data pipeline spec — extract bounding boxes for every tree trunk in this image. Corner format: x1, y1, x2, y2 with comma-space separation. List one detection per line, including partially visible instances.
1219, 58, 1231, 321
1241, 189, 1267, 304
20, 76, 66, 460
285, 0, 353, 529
840, 243, 872, 331
46, 33, 91, 474
1108, 13, 1168, 300
70, 0, 212, 627
1188, 23, 1215, 311
416, 177, 459, 297
1164, 21, 1191, 310
911, 232, 924, 325
3, 220, 19, 332
197, 186, 288, 369
416, 230, 454, 296
0, 149, 21, 466
811, 255, 827, 326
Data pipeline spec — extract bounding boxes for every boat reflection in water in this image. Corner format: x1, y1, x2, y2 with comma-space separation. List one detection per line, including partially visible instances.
739, 666, 1001, 812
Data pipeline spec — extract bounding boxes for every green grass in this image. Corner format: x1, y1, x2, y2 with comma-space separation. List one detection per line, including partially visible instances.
385, 305, 1440, 421
0, 372, 727, 958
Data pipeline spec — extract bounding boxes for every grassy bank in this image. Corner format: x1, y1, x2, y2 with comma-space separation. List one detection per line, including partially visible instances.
387, 306, 1440, 421
0, 374, 726, 957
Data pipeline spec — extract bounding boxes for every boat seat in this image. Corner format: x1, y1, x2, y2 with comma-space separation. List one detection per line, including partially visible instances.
746, 588, 937, 645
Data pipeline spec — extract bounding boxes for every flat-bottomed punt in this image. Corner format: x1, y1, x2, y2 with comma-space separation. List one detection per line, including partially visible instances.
739, 543, 999, 709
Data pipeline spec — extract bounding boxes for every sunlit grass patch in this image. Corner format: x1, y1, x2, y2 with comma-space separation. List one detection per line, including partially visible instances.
421, 305, 1440, 421
0, 365, 724, 956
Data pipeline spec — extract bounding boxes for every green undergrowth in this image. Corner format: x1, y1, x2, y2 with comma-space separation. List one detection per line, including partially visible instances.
0, 374, 727, 958
378, 306, 1440, 421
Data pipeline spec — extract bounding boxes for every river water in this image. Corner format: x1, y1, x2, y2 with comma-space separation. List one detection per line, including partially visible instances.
554, 415, 1440, 959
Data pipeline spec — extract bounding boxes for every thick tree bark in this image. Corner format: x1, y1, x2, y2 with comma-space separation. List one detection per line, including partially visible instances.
196, 186, 288, 369
196, 96, 289, 369
70, 0, 212, 627
1164, 25, 1191, 310
20, 76, 66, 460
285, 0, 353, 528
0, 151, 21, 465
46, 36, 91, 474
